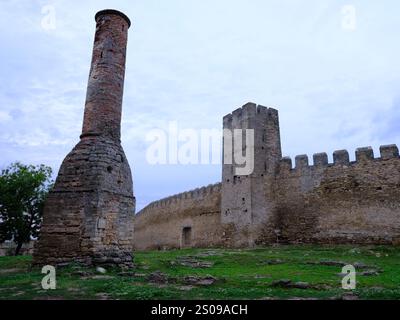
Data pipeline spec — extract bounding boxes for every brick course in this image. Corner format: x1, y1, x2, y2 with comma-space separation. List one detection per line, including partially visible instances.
33, 10, 135, 267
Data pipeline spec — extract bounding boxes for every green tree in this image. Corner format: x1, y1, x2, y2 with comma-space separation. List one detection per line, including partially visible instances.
0, 162, 53, 255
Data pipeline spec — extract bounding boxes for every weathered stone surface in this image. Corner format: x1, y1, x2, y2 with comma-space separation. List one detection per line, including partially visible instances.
96, 267, 107, 274
0, 241, 34, 256
221, 104, 282, 248
33, 10, 134, 268
307, 260, 348, 267
380, 144, 399, 160
133, 184, 222, 250
341, 292, 359, 300
359, 270, 380, 276
147, 271, 170, 284
270, 280, 323, 290
134, 102, 400, 250
259, 259, 284, 265
333, 150, 350, 165
183, 275, 217, 286
171, 256, 214, 268
313, 153, 328, 167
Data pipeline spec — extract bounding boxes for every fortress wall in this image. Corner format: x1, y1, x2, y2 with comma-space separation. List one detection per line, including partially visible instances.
263, 144, 400, 244
132, 100, 400, 249
0, 241, 35, 256
133, 184, 222, 250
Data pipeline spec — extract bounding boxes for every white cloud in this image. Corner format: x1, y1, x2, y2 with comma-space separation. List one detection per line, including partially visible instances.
0, 0, 400, 210
0, 111, 12, 123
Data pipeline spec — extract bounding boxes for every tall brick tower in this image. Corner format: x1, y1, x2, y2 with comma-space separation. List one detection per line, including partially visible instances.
221, 103, 282, 247
33, 10, 135, 267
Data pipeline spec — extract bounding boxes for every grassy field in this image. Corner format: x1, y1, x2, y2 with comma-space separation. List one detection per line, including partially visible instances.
0, 245, 399, 300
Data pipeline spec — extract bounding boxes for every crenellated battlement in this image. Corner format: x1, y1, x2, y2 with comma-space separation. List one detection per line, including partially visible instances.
278, 144, 400, 173
135, 102, 400, 250
136, 183, 221, 216
222, 102, 279, 127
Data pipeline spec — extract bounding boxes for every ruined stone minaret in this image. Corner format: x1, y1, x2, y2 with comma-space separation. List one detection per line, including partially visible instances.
221, 103, 282, 247
33, 10, 135, 267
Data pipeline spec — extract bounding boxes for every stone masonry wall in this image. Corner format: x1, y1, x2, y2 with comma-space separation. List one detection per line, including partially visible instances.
33, 10, 135, 267
221, 103, 282, 247
0, 241, 35, 256
134, 184, 222, 250
257, 145, 400, 245
133, 102, 400, 250
34, 137, 135, 266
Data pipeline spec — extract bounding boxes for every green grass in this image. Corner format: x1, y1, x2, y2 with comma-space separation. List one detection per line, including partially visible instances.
0, 245, 399, 300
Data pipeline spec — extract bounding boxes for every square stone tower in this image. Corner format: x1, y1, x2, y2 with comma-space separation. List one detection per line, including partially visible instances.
221, 102, 282, 247
33, 10, 135, 268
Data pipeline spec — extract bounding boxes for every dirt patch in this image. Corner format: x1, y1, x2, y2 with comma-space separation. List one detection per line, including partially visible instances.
177, 285, 195, 291
71, 270, 93, 277
306, 260, 348, 267
183, 275, 217, 286
118, 271, 137, 277
95, 292, 111, 300
307, 260, 379, 270
270, 279, 333, 290
258, 259, 285, 266
34, 296, 66, 300
255, 274, 272, 279
81, 275, 115, 280
195, 251, 223, 257
171, 256, 214, 268
0, 268, 24, 274
270, 279, 311, 289
147, 271, 176, 284
341, 292, 359, 300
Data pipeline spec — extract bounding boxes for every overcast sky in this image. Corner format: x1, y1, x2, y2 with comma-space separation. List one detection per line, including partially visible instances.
1, 0, 399, 211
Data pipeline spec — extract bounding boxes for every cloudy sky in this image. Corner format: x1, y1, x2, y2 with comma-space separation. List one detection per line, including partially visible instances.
1, 0, 399, 211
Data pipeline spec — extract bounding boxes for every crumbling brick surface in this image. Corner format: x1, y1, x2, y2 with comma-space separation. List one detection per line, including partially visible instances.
33, 10, 135, 267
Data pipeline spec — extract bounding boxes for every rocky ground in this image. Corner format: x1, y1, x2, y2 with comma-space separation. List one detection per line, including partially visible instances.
0, 245, 399, 300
